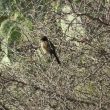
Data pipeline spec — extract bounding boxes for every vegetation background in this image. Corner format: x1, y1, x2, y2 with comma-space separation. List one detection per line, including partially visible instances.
0, 0, 110, 110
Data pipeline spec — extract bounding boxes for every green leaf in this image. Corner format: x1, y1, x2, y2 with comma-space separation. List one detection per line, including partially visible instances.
8, 28, 21, 45
75, 0, 81, 3
0, 19, 16, 37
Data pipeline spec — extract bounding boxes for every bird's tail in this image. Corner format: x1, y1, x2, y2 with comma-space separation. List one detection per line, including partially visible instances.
54, 52, 61, 65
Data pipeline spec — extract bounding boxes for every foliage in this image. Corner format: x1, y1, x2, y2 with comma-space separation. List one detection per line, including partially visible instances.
0, 0, 110, 110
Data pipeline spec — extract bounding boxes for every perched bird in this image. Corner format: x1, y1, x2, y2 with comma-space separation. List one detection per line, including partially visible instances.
40, 36, 61, 64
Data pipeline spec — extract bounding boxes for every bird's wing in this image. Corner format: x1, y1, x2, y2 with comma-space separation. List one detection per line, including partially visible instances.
48, 41, 56, 52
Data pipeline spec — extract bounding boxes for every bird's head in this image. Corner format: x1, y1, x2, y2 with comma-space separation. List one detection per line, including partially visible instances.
41, 36, 48, 41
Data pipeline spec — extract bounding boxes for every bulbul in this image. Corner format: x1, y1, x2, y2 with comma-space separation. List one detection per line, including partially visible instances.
40, 36, 61, 64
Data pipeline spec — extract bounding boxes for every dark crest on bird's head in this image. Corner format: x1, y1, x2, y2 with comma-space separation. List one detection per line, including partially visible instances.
41, 36, 48, 41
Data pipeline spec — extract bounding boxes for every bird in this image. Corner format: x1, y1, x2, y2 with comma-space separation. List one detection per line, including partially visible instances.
40, 36, 61, 64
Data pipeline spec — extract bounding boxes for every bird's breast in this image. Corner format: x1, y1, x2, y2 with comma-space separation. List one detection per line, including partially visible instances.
41, 41, 49, 54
